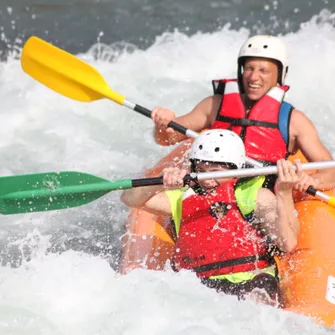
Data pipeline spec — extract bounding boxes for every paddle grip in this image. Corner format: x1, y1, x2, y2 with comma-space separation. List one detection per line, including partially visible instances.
306, 185, 332, 203
306, 186, 317, 196
132, 176, 164, 187
134, 105, 188, 135
131, 174, 196, 188
183, 174, 197, 184
167, 121, 188, 135
134, 105, 152, 118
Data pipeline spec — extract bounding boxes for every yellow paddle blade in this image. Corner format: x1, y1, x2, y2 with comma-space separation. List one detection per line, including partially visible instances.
21, 36, 125, 104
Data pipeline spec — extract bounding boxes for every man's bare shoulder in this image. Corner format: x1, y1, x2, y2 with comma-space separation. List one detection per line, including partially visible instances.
197, 94, 221, 108
204, 94, 222, 125
290, 108, 316, 136
290, 108, 315, 123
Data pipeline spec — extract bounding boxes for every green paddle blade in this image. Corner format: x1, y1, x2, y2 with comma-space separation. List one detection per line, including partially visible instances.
0, 171, 132, 215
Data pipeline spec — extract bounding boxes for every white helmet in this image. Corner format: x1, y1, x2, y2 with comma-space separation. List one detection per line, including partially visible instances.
190, 129, 246, 169
238, 35, 289, 87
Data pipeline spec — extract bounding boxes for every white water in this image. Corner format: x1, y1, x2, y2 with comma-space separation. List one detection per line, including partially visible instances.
0, 9, 335, 335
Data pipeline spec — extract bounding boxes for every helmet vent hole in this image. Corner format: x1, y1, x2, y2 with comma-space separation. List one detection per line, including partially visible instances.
263, 45, 268, 49
214, 147, 220, 152
199, 145, 203, 150
248, 44, 252, 47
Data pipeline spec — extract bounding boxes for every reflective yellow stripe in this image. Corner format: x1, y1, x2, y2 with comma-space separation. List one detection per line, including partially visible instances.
208, 265, 277, 284
235, 176, 266, 217
165, 188, 184, 235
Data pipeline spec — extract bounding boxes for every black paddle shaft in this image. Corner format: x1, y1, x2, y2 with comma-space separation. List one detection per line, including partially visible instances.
131, 174, 195, 188
133, 104, 189, 135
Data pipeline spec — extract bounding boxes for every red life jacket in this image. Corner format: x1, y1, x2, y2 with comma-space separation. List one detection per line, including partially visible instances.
211, 79, 293, 165
173, 180, 273, 279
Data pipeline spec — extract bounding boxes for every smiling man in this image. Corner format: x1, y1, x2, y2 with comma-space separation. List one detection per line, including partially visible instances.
151, 35, 335, 191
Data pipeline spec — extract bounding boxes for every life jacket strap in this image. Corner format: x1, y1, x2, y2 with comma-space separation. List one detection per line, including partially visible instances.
192, 254, 275, 274
216, 115, 279, 129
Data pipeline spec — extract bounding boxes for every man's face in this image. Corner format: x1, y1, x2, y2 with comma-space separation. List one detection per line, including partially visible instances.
242, 57, 279, 101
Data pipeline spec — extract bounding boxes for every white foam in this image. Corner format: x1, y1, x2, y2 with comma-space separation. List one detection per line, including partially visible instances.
0, 244, 326, 335
0, 9, 334, 334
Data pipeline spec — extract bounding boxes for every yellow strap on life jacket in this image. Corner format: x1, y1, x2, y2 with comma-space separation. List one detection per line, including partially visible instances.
208, 265, 277, 284
165, 188, 185, 235
235, 176, 266, 217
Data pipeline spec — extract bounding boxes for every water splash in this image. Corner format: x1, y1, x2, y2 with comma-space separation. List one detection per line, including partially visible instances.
0, 10, 335, 334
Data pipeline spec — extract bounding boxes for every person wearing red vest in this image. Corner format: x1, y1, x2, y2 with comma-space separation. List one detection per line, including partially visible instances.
151, 35, 335, 191
121, 129, 305, 305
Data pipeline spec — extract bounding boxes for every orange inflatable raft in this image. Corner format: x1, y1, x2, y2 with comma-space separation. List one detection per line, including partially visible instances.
119, 139, 335, 328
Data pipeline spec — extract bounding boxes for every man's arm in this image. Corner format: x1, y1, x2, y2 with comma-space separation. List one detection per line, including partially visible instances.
153, 95, 222, 146
255, 188, 299, 253
121, 185, 172, 217
290, 109, 335, 189
120, 167, 187, 216
254, 159, 303, 253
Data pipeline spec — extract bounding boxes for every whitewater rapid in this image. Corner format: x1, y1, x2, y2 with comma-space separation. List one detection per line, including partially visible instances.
0, 9, 335, 335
